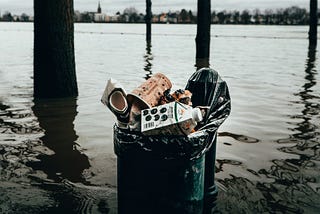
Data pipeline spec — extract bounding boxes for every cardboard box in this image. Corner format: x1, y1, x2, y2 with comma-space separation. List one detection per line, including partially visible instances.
141, 102, 202, 136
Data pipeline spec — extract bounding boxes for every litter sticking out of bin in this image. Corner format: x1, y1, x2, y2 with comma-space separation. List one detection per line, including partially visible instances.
125, 73, 173, 131
102, 70, 230, 136
101, 78, 130, 128
127, 73, 172, 108
141, 101, 202, 136
102, 72, 202, 135
159, 89, 193, 106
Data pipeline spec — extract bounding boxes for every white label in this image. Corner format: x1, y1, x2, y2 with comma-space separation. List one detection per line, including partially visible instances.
144, 122, 155, 129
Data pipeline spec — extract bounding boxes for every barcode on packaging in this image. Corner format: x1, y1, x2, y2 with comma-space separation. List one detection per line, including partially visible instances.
144, 122, 155, 130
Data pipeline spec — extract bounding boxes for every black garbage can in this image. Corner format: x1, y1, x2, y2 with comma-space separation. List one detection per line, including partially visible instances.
114, 126, 212, 214
113, 68, 231, 214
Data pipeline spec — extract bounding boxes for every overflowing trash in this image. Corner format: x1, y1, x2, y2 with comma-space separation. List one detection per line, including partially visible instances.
104, 68, 231, 214
104, 68, 231, 158
101, 72, 214, 136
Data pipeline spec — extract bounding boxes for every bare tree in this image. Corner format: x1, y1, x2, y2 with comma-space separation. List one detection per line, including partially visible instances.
34, 0, 78, 98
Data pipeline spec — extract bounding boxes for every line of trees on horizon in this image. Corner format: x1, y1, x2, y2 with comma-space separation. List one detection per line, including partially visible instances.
0, 6, 316, 25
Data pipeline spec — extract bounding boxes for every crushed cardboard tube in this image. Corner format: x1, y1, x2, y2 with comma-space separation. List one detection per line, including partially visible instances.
101, 78, 130, 128
109, 91, 128, 113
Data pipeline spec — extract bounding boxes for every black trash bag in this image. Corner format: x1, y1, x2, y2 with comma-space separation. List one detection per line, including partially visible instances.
185, 67, 231, 135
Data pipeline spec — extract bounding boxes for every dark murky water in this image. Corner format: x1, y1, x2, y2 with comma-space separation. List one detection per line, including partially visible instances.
0, 23, 319, 213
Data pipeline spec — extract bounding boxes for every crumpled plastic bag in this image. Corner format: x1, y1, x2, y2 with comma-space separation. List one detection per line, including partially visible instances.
185, 67, 231, 134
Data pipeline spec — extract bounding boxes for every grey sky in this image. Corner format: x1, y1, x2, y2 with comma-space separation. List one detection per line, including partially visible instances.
0, 0, 309, 15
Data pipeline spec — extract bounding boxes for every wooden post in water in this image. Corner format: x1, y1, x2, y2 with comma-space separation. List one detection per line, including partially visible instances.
309, 0, 318, 48
195, 0, 211, 70
34, 0, 78, 98
146, 0, 152, 43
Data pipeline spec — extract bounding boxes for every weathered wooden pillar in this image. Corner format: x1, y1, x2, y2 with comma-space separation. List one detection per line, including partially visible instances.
309, 0, 318, 48
195, 0, 211, 70
146, 0, 152, 43
34, 0, 78, 98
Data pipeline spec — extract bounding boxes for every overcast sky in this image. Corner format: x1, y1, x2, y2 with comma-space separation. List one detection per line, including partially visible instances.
0, 0, 309, 15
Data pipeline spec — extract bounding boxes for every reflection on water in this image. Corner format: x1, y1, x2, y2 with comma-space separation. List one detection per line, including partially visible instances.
0, 97, 116, 213
31, 180, 116, 214
29, 98, 90, 183
0, 99, 44, 182
144, 41, 153, 79
263, 46, 320, 212
216, 46, 320, 213
279, 47, 319, 157
218, 132, 259, 143
293, 46, 320, 141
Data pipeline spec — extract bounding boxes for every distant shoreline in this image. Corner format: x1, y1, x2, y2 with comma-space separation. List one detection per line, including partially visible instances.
1, 6, 311, 26
0, 20, 312, 26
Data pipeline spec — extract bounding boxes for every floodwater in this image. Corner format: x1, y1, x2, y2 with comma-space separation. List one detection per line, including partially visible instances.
0, 22, 319, 213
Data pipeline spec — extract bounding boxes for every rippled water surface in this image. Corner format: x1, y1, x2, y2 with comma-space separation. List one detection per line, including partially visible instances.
0, 23, 319, 213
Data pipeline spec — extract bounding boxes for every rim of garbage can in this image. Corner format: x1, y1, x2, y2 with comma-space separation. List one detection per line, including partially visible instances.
113, 125, 213, 160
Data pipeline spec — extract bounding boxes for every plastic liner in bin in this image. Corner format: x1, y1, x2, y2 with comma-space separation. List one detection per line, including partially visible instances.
114, 126, 210, 160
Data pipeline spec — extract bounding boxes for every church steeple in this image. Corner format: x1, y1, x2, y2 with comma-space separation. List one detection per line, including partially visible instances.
97, 1, 102, 13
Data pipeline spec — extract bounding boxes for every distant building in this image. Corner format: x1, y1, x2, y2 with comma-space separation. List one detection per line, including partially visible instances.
94, 13, 106, 22
97, 1, 102, 14
94, 1, 106, 22
106, 14, 121, 22
159, 13, 167, 23
13, 15, 19, 21
152, 15, 159, 23
167, 12, 178, 23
